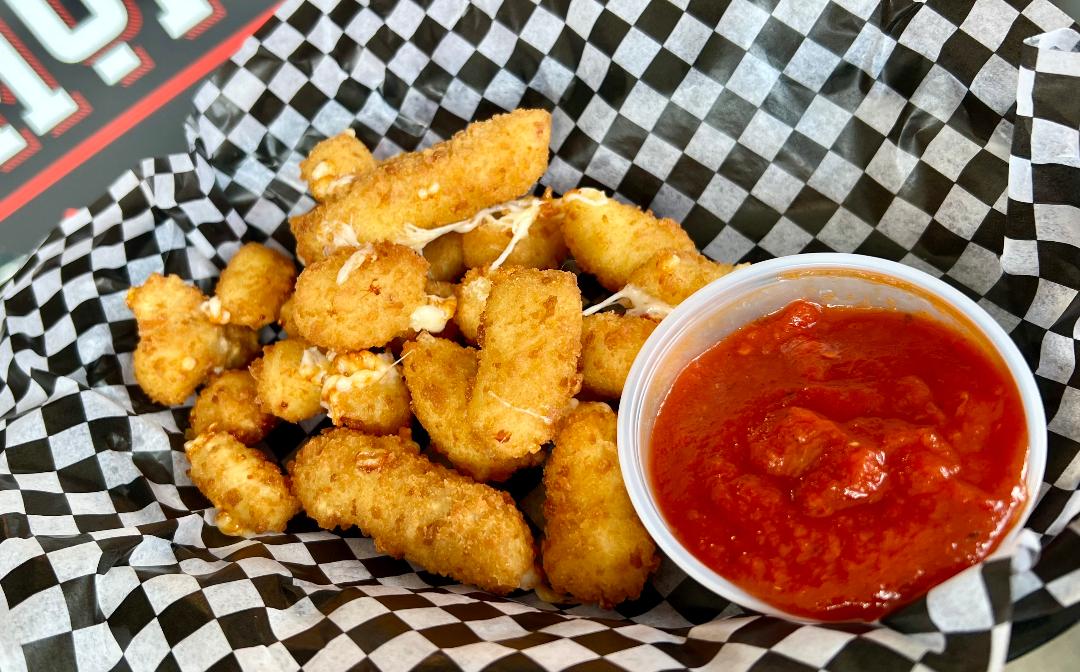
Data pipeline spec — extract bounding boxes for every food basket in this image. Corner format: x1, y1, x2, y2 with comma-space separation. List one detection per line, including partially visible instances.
1, 1, 1078, 670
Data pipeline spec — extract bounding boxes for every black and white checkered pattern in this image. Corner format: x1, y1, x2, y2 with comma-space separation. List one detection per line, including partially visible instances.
2, 1, 1078, 670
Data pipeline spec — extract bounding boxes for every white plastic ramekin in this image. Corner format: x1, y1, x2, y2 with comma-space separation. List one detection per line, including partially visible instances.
618, 253, 1047, 622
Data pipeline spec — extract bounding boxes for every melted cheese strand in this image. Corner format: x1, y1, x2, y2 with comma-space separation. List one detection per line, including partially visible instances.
328, 174, 356, 192
487, 391, 553, 425
488, 200, 542, 271
321, 221, 361, 257
320, 351, 397, 411
380, 349, 412, 382
582, 284, 674, 319
398, 220, 480, 250
397, 197, 543, 252
464, 276, 493, 304
563, 188, 609, 207
200, 296, 231, 325
300, 347, 331, 383
317, 349, 413, 407
335, 244, 375, 285
319, 198, 546, 267
409, 294, 456, 333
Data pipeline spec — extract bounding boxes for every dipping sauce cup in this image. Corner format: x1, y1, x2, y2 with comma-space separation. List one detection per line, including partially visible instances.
618, 253, 1047, 622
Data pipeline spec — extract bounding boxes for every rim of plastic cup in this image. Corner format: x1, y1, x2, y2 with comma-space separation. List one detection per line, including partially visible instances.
617, 252, 1047, 623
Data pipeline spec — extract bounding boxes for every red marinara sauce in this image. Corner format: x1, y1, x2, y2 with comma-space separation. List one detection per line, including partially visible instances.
650, 299, 1028, 621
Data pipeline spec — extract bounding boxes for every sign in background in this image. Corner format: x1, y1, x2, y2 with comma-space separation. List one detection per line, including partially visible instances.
0, 0, 278, 271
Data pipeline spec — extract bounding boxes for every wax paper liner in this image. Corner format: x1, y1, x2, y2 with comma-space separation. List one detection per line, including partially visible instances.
2, 1, 1079, 670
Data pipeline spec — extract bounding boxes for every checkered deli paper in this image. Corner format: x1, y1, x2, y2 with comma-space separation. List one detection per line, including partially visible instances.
1, 0, 1078, 669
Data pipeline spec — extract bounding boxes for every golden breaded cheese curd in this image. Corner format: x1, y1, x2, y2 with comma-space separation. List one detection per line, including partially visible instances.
402, 334, 543, 482
185, 432, 301, 535
292, 109, 551, 264
452, 266, 513, 343
292, 243, 429, 351
127, 272, 204, 321
212, 243, 297, 328
320, 351, 411, 434
543, 402, 659, 607
189, 369, 277, 444
127, 273, 259, 405
277, 294, 296, 336
423, 232, 466, 282
300, 129, 377, 202
627, 249, 746, 306
561, 189, 696, 291
249, 339, 323, 423
453, 267, 493, 343
290, 428, 540, 594
580, 313, 658, 399
288, 210, 325, 265
131, 326, 223, 406
461, 199, 567, 270
468, 269, 583, 458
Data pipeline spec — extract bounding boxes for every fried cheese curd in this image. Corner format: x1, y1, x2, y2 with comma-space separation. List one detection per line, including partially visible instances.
185, 432, 300, 535
543, 403, 659, 607
292, 243, 429, 351
402, 333, 543, 482
423, 232, 466, 282
292, 109, 552, 264
562, 188, 697, 291
189, 369, 277, 444
453, 266, 502, 343
627, 249, 745, 306
580, 313, 658, 399
249, 339, 323, 423
460, 197, 567, 270
299, 129, 377, 202
310, 349, 412, 434
290, 428, 540, 594
127, 273, 259, 405
467, 269, 583, 459
211, 243, 297, 328
277, 294, 297, 336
